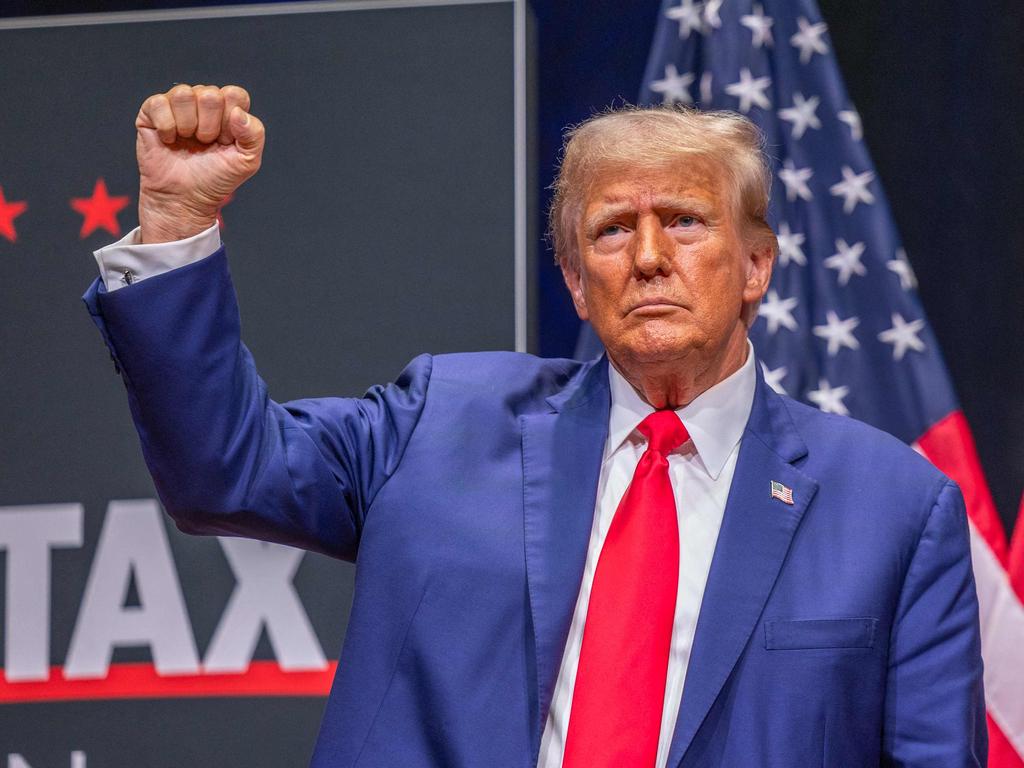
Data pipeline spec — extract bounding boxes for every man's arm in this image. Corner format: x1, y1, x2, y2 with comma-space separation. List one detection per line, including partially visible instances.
84, 85, 430, 560
85, 249, 431, 561
882, 480, 987, 766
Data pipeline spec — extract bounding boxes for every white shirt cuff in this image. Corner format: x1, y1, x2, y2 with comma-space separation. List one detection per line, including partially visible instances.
93, 223, 222, 292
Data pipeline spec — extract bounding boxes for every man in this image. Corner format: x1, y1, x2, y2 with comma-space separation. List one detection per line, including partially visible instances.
84, 85, 986, 767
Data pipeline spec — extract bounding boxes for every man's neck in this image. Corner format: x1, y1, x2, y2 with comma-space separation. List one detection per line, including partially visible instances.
609, 332, 750, 410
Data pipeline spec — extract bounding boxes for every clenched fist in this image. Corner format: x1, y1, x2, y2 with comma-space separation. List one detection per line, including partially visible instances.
135, 84, 265, 243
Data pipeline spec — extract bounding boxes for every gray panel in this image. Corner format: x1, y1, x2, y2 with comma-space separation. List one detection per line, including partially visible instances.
0, 2, 517, 764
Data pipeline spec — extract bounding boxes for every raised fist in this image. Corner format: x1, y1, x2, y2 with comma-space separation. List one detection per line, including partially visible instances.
135, 84, 265, 243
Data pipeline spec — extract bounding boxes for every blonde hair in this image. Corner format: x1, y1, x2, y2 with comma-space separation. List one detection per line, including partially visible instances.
549, 105, 777, 269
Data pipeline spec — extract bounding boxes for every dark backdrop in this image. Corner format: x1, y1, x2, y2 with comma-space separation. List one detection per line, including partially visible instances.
4, 0, 1020, 533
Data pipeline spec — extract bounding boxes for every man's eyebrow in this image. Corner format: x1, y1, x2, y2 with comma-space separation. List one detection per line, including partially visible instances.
583, 196, 714, 227
650, 195, 715, 211
583, 202, 634, 226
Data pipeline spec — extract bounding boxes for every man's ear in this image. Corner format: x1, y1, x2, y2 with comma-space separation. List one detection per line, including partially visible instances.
560, 257, 590, 321
742, 238, 775, 305
740, 237, 775, 327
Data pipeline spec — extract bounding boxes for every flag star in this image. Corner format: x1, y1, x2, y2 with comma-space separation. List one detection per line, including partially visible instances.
807, 378, 850, 416
703, 0, 723, 30
778, 160, 813, 202
757, 289, 799, 334
778, 92, 822, 139
790, 16, 829, 64
776, 221, 807, 266
741, 4, 774, 48
761, 363, 788, 394
700, 72, 713, 105
838, 109, 863, 141
650, 64, 696, 105
665, 0, 705, 39
878, 313, 927, 360
812, 310, 860, 356
824, 238, 867, 285
725, 68, 772, 113
886, 248, 917, 290
829, 166, 876, 214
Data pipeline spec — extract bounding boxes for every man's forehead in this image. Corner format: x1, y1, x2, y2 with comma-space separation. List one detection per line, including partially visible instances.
582, 159, 727, 209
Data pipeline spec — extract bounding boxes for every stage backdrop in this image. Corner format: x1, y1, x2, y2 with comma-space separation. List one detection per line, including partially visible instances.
0, 2, 528, 764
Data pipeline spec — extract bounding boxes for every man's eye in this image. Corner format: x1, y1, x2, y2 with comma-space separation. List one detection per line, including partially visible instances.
673, 215, 697, 228
600, 224, 624, 237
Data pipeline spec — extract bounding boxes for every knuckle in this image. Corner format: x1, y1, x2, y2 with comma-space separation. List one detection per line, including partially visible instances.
222, 85, 251, 106
198, 89, 223, 108
144, 93, 167, 113
168, 84, 194, 103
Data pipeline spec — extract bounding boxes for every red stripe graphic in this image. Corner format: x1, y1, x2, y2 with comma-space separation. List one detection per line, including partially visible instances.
0, 661, 336, 704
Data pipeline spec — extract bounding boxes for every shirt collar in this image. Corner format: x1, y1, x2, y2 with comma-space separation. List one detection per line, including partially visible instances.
605, 340, 757, 480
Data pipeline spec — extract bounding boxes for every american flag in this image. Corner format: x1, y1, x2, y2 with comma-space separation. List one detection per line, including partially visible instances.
769, 480, 794, 505
591, 0, 1024, 762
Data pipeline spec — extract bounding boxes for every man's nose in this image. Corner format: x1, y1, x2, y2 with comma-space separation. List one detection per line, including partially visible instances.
632, 216, 673, 278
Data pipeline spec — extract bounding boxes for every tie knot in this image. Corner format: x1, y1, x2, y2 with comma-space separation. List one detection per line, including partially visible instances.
636, 410, 690, 455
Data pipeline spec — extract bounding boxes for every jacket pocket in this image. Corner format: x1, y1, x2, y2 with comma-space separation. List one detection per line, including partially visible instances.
764, 618, 877, 650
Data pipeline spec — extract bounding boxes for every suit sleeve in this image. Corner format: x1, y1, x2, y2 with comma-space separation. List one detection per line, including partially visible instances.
82, 246, 431, 562
882, 480, 987, 767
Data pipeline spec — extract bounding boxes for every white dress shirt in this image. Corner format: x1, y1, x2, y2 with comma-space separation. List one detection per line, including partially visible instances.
538, 350, 756, 768
92, 223, 221, 292
92, 228, 756, 766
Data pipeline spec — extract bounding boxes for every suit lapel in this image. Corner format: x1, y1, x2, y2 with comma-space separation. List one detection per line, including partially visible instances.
667, 373, 819, 767
521, 356, 610, 753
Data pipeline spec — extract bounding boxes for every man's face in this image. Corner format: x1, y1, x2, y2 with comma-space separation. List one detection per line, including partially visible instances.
562, 157, 773, 371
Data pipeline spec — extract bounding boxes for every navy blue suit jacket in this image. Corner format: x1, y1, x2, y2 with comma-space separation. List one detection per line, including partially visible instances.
84, 248, 986, 767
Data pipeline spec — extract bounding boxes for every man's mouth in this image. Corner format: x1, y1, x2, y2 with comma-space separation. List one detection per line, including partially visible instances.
628, 297, 685, 313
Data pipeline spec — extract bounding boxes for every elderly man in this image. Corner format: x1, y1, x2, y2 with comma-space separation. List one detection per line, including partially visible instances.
84, 85, 985, 767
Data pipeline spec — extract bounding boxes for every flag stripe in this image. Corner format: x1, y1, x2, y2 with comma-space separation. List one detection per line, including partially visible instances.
964, 522, 1024, 757
916, 413, 1024, 761
999, 498, 1024, 766
917, 411, 1009, 565
991, 714, 1024, 768
1010, 498, 1024, 602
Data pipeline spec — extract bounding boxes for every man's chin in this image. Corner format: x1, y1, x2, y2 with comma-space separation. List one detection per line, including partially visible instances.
608, 332, 704, 367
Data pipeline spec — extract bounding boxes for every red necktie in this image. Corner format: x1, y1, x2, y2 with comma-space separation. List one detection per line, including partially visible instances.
562, 409, 689, 768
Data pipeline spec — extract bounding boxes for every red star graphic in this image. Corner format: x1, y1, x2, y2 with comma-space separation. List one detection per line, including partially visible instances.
0, 186, 28, 243
71, 178, 131, 238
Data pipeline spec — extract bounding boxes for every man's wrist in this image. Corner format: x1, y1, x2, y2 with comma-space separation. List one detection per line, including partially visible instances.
138, 193, 219, 244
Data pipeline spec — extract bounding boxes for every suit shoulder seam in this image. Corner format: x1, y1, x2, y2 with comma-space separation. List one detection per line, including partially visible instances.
365, 353, 435, 513
892, 477, 959, 633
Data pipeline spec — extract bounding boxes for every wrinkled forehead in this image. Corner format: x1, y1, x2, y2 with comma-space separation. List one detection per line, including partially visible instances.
577, 154, 735, 216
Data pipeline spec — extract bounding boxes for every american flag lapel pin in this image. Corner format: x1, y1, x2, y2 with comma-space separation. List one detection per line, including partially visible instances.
770, 480, 794, 505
